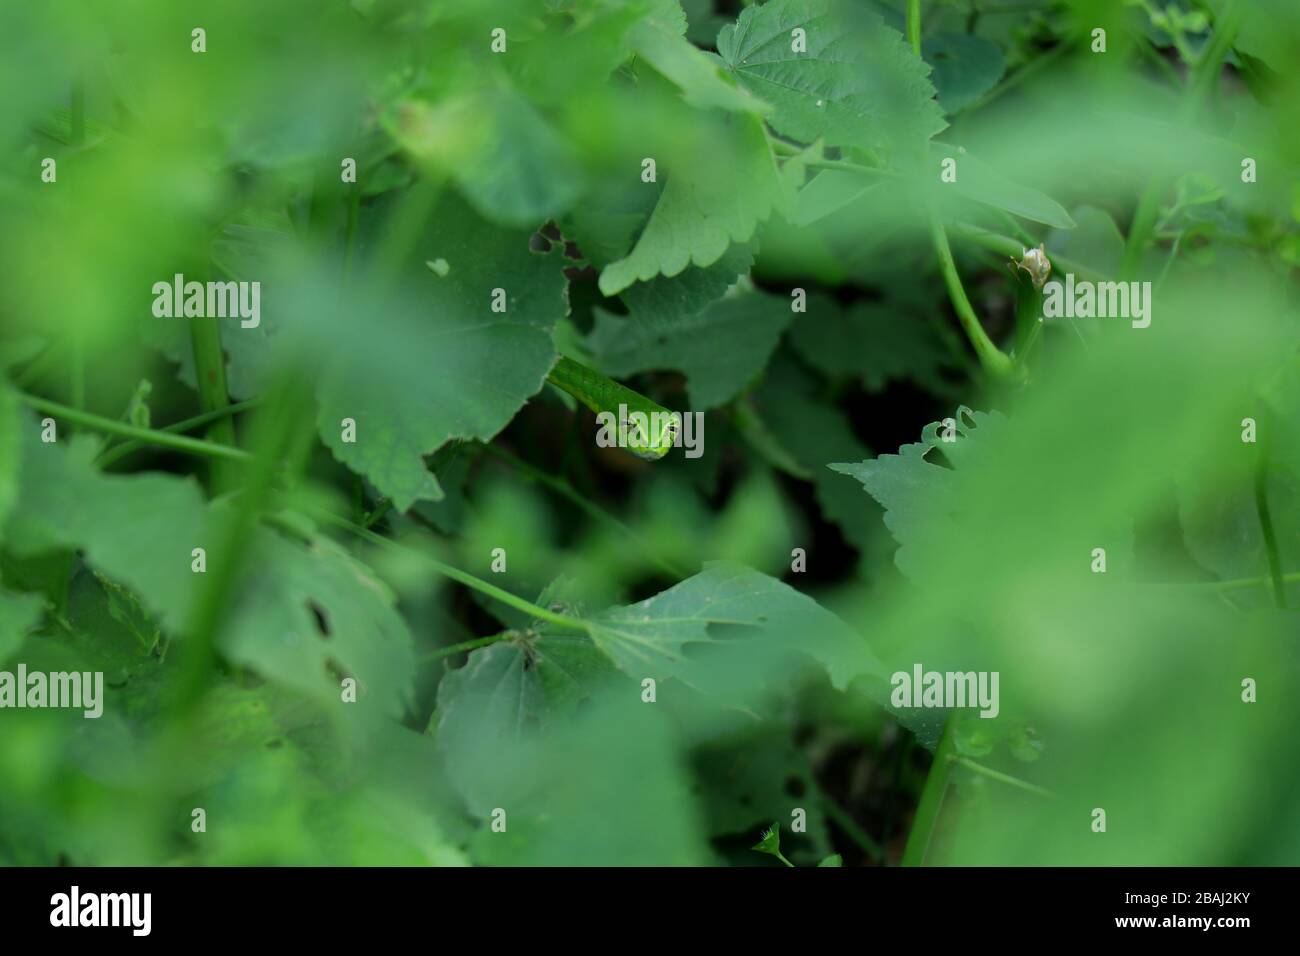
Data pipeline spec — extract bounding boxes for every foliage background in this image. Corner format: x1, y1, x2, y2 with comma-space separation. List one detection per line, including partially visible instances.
0, 0, 1297, 866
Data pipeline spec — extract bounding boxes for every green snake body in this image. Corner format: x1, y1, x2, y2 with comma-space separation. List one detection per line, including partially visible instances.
547, 356, 680, 460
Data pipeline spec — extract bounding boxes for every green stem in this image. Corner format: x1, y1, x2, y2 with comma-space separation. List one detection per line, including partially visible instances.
319, 512, 590, 633
70, 74, 85, 148
902, 715, 957, 866
1207, 570, 1300, 591
1186, 1, 1242, 110
478, 441, 688, 579
950, 222, 1106, 283
15, 393, 251, 463
907, 0, 922, 57
928, 215, 1021, 382
952, 756, 1056, 799
801, 158, 895, 177
343, 175, 361, 283
188, 251, 239, 493
166, 374, 313, 716
364, 498, 393, 529
95, 399, 260, 468
1254, 439, 1287, 609
423, 633, 511, 663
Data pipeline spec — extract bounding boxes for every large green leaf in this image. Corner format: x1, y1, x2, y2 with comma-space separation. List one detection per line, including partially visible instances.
433, 634, 621, 812
4, 430, 214, 634
788, 294, 955, 393
314, 193, 570, 511
587, 561, 880, 692
598, 115, 782, 295
2, 423, 415, 714
830, 407, 1009, 581
587, 288, 791, 409
717, 0, 946, 155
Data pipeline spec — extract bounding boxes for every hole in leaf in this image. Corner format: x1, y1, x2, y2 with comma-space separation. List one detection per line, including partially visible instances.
307, 601, 331, 638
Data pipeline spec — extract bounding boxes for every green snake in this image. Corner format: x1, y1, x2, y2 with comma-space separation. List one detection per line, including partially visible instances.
546, 356, 680, 460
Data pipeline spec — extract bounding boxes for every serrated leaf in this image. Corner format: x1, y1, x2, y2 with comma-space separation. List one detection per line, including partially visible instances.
830, 407, 1009, 580
314, 192, 570, 511
717, 0, 946, 155
620, 240, 756, 326
598, 115, 781, 295
587, 561, 881, 691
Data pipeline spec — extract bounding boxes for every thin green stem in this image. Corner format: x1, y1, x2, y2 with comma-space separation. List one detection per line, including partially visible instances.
166, 374, 313, 717
1254, 440, 1287, 609
423, 633, 512, 663
902, 715, 957, 867
188, 251, 239, 493
319, 512, 590, 633
907, 0, 922, 57
801, 158, 895, 177
70, 74, 85, 148
15, 393, 251, 463
343, 175, 361, 283
478, 441, 688, 579
95, 399, 261, 469
952, 756, 1056, 799
928, 214, 1021, 382
1206, 570, 1300, 592
363, 498, 393, 529
950, 222, 1107, 283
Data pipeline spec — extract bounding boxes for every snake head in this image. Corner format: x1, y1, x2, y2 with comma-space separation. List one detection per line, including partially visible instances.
621, 409, 682, 460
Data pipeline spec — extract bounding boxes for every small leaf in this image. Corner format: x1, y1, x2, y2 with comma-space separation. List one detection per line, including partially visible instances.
587, 288, 791, 410
599, 115, 781, 295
